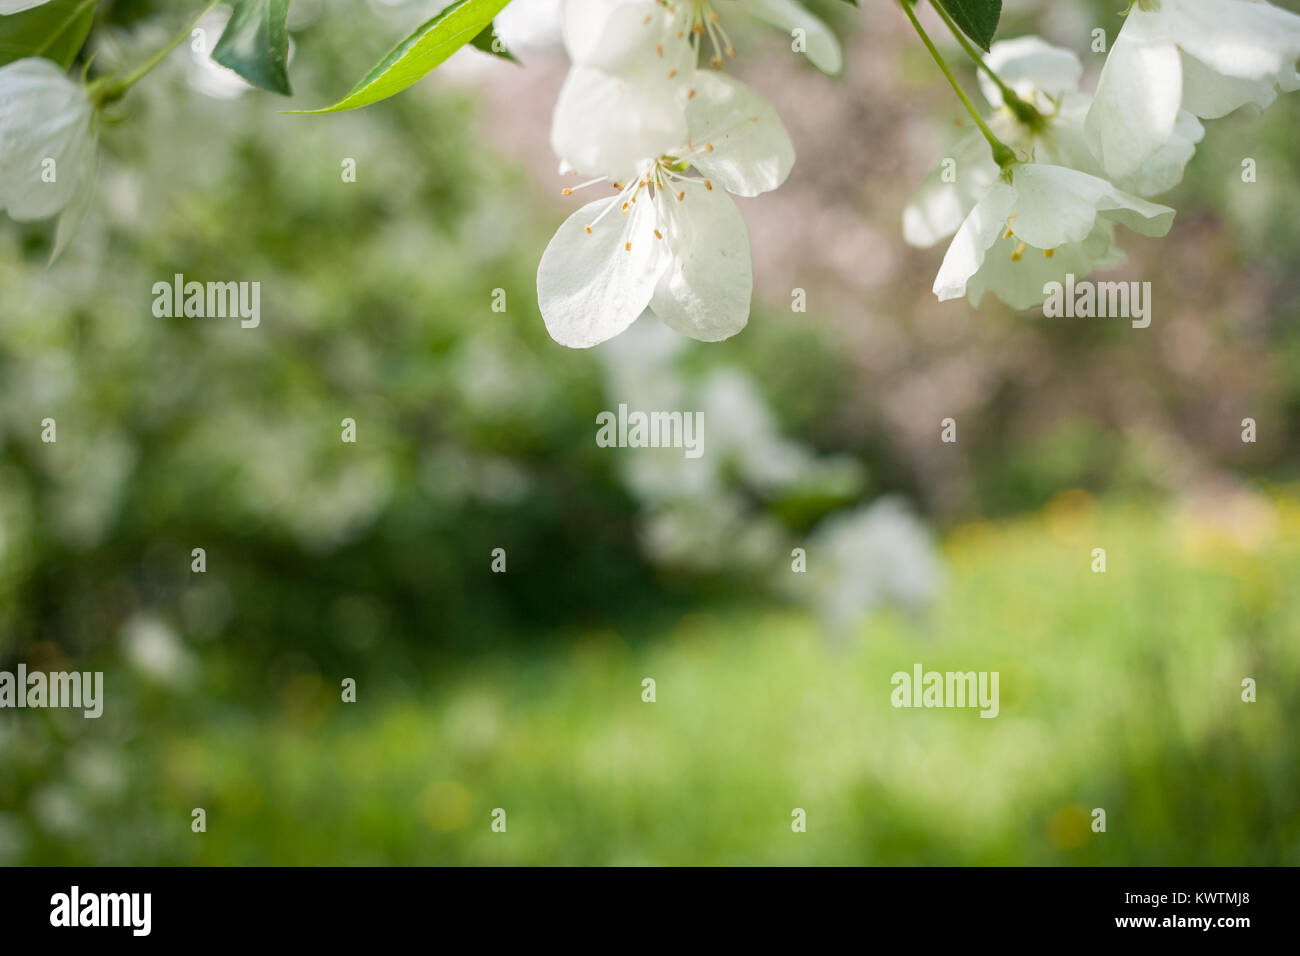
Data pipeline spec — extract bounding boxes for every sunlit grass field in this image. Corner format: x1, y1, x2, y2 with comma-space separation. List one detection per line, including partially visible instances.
12, 490, 1299, 865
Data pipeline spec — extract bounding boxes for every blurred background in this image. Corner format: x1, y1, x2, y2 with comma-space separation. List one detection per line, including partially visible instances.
0, 0, 1297, 865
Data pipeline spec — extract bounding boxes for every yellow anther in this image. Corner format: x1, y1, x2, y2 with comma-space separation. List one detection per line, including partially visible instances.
1010, 241, 1027, 262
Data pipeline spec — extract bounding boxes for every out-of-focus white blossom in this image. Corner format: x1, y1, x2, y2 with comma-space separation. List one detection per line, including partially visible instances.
121, 613, 197, 687
495, 0, 564, 50
564, 0, 842, 77
0, 57, 97, 256
802, 496, 944, 632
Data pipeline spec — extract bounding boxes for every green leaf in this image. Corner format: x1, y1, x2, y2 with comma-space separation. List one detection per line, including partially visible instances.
212, 0, 292, 96
469, 20, 519, 64
0, 0, 96, 69
291, 0, 510, 115
932, 0, 1001, 52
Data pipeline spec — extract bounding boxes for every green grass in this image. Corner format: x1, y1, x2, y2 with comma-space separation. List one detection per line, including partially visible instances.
12, 491, 1300, 865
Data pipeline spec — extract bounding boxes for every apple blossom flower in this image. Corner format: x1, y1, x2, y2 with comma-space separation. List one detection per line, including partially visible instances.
1086, 0, 1300, 180
905, 36, 1200, 250
563, 0, 842, 79
932, 163, 1175, 307
903, 36, 1199, 307
802, 496, 943, 633
0, 57, 97, 256
537, 70, 794, 347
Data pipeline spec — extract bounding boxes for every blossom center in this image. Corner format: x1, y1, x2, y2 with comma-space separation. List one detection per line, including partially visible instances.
561, 143, 718, 249
651, 1, 738, 72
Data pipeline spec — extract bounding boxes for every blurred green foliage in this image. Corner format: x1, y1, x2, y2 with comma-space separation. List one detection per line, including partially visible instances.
4, 491, 1297, 864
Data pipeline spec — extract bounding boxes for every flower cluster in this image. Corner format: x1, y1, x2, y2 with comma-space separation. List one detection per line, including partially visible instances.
536, 0, 841, 348
905, 0, 1300, 310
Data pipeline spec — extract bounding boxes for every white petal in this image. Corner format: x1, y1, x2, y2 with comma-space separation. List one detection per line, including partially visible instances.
563, 0, 660, 69
1179, 50, 1280, 118
1009, 164, 1174, 251
650, 183, 752, 341
742, 0, 843, 75
1044, 91, 1198, 198
902, 129, 999, 247
967, 224, 1118, 310
0, 0, 54, 12
1084, 7, 1181, 180
494, 0, 564, 51
1170, 0, 1300, 83
980, 36, 1082, 108
1035, 91, 1104, 174
0, 58, 96, 222
537, 195, 670, 348
1121, 108, 1203, 197
51, 148, 95, 263
683, 71, 794, 197
550, 65, 687, 181
933, 182, 1017, 302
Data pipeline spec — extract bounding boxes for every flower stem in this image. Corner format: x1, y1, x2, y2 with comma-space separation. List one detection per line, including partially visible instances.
927, 0, 1045, 130
91, 0, 220, 107
896, 0, 1017, 169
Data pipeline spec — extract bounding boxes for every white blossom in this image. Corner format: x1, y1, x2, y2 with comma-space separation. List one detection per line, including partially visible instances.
564, 0, 842, 78
494, 0, 565, 51
906, 37, 1199, 250
933, 163, 1174, 307
1086, 0, 1300, 180
538, 70, 794, 346
0, 57, 97, 257
903, 37, 1194, 308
